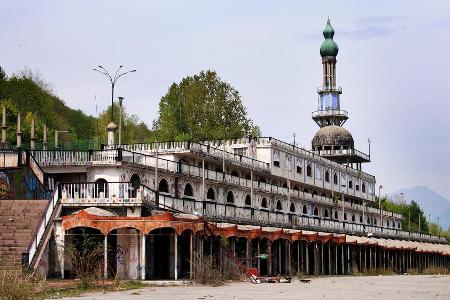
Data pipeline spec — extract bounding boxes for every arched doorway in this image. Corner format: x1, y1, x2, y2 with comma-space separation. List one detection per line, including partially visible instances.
159, 178, 169, 193
130, 174, 141, 198
95, 178, 108, 198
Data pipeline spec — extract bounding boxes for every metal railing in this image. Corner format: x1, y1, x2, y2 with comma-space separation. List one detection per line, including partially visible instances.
317, 86, 342, 93
0, 150, 20, 168
312, 110, 348, 118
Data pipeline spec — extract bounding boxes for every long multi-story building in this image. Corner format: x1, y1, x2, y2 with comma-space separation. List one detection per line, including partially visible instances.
0, 19, 449, 280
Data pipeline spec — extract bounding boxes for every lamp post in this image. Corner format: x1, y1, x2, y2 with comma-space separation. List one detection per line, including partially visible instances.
378, 185, 383, 226
118, 97, 124, 146
93, 66, 136, 122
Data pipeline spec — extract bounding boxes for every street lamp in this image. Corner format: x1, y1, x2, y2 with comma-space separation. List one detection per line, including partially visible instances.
93, 65, 136, 122
118, 96, 124, 146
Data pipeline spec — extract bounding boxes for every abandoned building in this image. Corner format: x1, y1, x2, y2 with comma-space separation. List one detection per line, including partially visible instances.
0, 19, 449, 280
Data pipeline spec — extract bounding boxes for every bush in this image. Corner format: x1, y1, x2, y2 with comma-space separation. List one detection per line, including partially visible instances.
0, 264, 44, 300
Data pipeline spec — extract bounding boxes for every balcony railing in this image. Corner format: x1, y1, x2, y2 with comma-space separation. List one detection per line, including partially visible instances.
0, 150, 19, 168
317, 86, 342, 93
313, 148, 371, 161
312, 110, 348, 119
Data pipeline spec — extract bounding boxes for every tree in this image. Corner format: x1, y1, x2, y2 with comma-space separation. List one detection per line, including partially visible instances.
153, 70, 260, 141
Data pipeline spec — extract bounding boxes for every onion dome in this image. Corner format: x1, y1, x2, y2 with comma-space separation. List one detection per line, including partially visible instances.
312, 125, 354, 149
320, 18, 339, 57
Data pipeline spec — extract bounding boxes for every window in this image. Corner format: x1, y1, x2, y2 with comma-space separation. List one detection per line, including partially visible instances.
348, 180, 353, 189
261, 197, 268, 208
313, 207, 318, 216
290, 202, 295, 213
397, 223, 401, 229
233, 147, 247, 156
344, 213, 347, 221
184, 183, 193, 197
333, 173, 338, 184
158, 178, 169, 193
207, 187, 215, 200
359, 216, 363, 223
95, 178, 108, 198
306, 164, 312, 177
334, 211, 338, 219
362, 183, 366, 193
245, 195, 251, 206
324, 209, 329, 218
227, 191, 234, 203
231, 171, 239, 177
325, 171, 330, 182
392, 221, 395, 228
302, 205, 308, 215
386, 220, 390, 227
273, 150, 280, 167
315, 166, 322, 180
276, 200, 282, 211
296, 158, 303, 174
351, 214, 355, 222
374, 218, 377, 225
367, 217, 370, 224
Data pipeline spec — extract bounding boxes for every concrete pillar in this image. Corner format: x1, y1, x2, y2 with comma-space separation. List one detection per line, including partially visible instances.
287, 241, 291, 275
30, 116, 36, 149
140, 234, 146, 280
306, 242, 309, 275
268, 240, 272, 275
174, 233, 178, 280
55, 221, 65, 279
328, 243, 331, 275
335, 244, 338, 275
189, 233, 193, 279
347, 244, 351, 274
246, 239, 252, 269
257, 239, 261, 273
16, 112, 22, 148
369, 247, 372, 270
104, 235, 108, 279
43, 123, 47, 150
341, 244, 345, 274
106, 122, 117, 145
1, 105, 7, 144
297, 241, 300, 274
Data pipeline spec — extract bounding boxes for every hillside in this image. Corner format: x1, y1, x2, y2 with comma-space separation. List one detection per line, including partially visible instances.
0, 66, 152, 148
392, 186, 450, 229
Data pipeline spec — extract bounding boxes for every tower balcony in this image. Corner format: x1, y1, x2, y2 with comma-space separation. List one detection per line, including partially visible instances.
312, 109, 348, 119
313, 148, 370, 163
317, 86, 342, 93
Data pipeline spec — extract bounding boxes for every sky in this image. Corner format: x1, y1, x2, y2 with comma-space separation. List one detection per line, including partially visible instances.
1, 0, 450, 200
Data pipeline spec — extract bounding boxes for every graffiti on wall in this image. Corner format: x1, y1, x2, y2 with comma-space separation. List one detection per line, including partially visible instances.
0, 172, 13, 199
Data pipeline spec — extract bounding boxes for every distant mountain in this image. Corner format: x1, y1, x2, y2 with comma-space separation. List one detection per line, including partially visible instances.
392, 186, 450, 229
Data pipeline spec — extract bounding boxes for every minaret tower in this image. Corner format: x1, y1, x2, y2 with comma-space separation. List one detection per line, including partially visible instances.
312, 18, 347, 128
312, 19, 370, 169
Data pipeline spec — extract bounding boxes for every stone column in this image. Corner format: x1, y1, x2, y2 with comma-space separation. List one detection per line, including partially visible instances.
1, 105, 7, 145
104, 235, 108, 279
174, 233, 178, 280
16, 112, 22, 148
43, 124, 48, 150
106, 122, 117, 145
140, 234, 146, 280
30, 116, 36, 149
55, 221, 65, 279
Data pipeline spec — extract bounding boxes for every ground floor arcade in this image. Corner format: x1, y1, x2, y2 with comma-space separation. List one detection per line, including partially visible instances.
50, 209, 450, 280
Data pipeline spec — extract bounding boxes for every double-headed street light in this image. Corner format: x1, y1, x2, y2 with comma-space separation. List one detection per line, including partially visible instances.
93, 65, 136, 122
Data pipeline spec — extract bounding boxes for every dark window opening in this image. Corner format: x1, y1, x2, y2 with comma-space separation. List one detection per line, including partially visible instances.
158, 178, 169, 193
245, 195, 251, 206
333, 173, 338, 184
261, 197, 268, 208
325, 171, 330, 182
207, 187, 215, 200
303, 205, 308, 215
276, 200, 282, 210
313, 207, 318, 216
290, 202, 295, 212
227, 191, 234, 203
307, 164, 312, 177
184, 183, 193, 197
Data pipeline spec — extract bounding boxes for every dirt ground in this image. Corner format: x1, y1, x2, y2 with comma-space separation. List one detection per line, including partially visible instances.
63, 275, 450, 300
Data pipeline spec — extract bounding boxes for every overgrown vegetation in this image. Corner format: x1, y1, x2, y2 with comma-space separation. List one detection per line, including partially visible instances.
153, 70, 260, 141
0, 263, 44, 300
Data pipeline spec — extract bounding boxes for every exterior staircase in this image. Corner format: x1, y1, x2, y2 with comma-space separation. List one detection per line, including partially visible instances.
0, 200, 48, 268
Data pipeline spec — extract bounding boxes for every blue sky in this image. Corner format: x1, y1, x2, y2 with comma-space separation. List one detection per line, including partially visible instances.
2, 0, 450, 200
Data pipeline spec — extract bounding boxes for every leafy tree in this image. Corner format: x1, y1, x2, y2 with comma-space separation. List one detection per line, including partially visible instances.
153, 70, 260, 141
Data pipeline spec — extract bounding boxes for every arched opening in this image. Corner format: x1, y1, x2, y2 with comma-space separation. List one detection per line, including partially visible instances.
290, 202, 295, 213
367, 217, 370, 224
334, 211, 338, 219
313, 207, 318, 216
207, 187, 215, 200
158, 178, 169, 193
374, 218, 377, 225
333, 173, 338, 184
183, 183, 193, 197
95, 178, 108, 198
261, 197, 268, 208
293, 186, 299, 191
231, 171, 239, 177
130, 174, 141, 198
276, 200, 282, 211
245, 194, 251, 206
325, 170, 330, 182
147, 227, 177, 279
359, 215, 363, 223
303, 205, 308, 215
362, 183, 366, 193
324, 208, 329, 218
344, 213, 347, 221
352, 214, 355, 222
386, 220, 390, 227
227, 191, 234, 203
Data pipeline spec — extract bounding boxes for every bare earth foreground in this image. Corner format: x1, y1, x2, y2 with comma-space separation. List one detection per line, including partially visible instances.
64, 275, 450, 300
